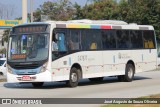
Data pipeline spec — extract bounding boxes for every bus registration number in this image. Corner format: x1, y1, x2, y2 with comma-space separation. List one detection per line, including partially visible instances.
22, 76, 31, 81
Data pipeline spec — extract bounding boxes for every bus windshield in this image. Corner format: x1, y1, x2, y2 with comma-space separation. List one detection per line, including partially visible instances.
8, 33, 49, 62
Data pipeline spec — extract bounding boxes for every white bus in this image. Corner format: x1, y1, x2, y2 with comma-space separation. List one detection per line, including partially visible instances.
7, 20, 157, 87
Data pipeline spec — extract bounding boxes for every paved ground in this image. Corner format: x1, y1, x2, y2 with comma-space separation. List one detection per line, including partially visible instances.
0, 70, 160, 107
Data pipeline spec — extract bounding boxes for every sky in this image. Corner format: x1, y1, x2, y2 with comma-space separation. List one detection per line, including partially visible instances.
0, 0, 88, 20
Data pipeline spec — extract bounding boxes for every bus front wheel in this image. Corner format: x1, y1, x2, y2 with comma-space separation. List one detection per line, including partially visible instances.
67, 67, 79, 88
32, 82, 44, 88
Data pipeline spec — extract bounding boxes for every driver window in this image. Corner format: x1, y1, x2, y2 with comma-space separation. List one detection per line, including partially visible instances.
52, 31, 58, 51
57, 33, 67, 51
52, 31, 67, 51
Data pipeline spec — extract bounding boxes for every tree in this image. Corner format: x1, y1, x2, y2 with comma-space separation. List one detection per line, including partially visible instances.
118, 0, 160, 38
2, 29, 10, 42
33, 0, 76, 21
146, 0, 160, 38
19, 0, 160, 39
76, 0, 119, 20
72, 3, 85, 19
0, 48, 6, 54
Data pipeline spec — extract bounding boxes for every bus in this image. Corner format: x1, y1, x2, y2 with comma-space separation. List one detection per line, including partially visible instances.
7, 20, 157, 87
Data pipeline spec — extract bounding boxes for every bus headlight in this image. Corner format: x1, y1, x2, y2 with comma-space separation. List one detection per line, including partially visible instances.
7, 64, 12, 74
40, 62, 48, 73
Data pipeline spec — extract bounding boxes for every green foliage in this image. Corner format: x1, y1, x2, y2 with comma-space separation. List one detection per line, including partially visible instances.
2, 29, 10, 42
118, 0, 160, 37
33, 8, 41, 21
30, 0, 160, 38
72, 3, 84, 19
77, 0, 160, 38
80, 0, 119, 20
0, 48, 6, 54
33, 0, 76, 21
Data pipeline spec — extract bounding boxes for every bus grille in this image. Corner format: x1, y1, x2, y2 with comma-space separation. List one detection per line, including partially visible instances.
14, 64, 40, 69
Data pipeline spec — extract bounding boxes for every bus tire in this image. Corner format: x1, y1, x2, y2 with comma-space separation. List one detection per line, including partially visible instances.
32, 82, 44, 88
124, 64, 135, 82
0, 72, 3, 76
89, 77, 103, 82
67, 67, 79, 87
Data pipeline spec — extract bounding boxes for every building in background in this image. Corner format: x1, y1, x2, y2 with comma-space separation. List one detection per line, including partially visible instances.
0, 29, 7, 57
0, 29, 7, 49
0, 20, 22, 57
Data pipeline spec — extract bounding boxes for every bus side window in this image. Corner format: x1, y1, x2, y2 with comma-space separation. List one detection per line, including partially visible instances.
69, 30, 80, 50
102, 30, 116, 49
81, 30, 87, 50
130, 30, 143, 49
143, 30, 155, 49
117, 30, 126, 48
90, 34, 97, 49
118, 30, 130, 49
86, 30, 101, 50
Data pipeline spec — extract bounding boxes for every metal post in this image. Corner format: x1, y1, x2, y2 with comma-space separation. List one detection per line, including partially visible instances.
22, 0, 27, 23
30, 0, 33, 22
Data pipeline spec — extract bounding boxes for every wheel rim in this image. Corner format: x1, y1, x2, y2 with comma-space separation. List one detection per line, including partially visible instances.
128, 68, 133, 79
71, 73, 77, 82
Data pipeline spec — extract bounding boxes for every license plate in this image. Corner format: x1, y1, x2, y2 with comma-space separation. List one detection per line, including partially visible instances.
22, 76, 31, 81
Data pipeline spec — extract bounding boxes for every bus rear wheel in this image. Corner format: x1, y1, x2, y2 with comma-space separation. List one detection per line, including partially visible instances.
67, 67, 79, 87
32, 82, 44, 88
0, 72, 3, 76
118, 64, 135, 82
124, 64, 135, 82
89, 77, 103, 82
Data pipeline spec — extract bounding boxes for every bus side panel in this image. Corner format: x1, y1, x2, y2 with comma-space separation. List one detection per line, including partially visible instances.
140, 49, 156, 72
51, 51, 104, 81
130, 50, 143, 73
51, 49, 157, 82
80, 51, 103, 78
102, 49, 157, 77
130, 49, 156, 73
51, 52, 84, 81
51, 59, 68, 81
103, 50, 130, 76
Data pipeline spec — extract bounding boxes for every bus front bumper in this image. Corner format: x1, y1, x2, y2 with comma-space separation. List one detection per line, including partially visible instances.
7, 70, 52, 83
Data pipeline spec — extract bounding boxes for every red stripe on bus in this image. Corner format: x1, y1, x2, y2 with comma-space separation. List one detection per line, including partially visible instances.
101, 25, 111, 29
